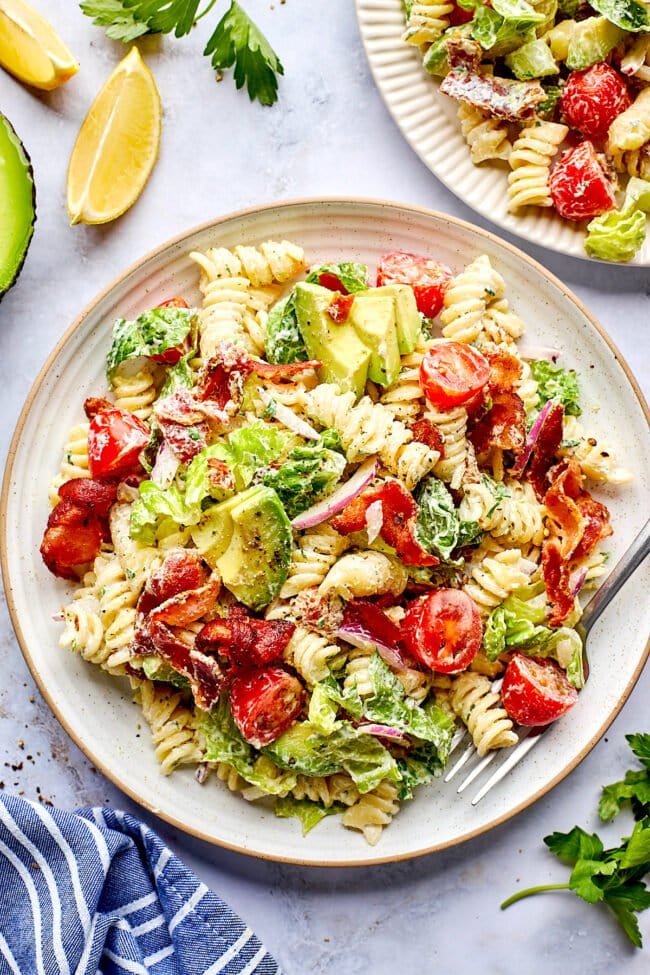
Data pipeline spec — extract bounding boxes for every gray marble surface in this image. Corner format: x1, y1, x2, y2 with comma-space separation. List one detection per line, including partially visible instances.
0, 2, 649, 972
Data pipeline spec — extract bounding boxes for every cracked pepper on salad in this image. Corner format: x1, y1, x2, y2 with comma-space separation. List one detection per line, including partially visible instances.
402, 0, 650, 261
40, 240, 631, 844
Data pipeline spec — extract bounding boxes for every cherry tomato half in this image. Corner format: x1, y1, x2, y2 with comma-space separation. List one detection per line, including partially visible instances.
88, 407, 150, 479
149, 296, 192, 364
561, 63, 630, 143
549, 142, 616, 222
403, 590, 482, 673
376, 251, 452, 318
419, 341, 490, 409
229, 666, 305, 748
501, 653, 578, 727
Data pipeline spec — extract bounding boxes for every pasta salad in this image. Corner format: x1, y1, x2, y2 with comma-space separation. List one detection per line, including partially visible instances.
40, 240, 631, 845
402, 0, 650, 262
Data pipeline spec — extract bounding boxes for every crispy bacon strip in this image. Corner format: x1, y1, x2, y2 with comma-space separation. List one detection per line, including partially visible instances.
157, 418, 208, 464
526, 402, 565, 500
137, 550, 211, 615
542, 539, 576, 627
573, 493, 612, 562
250, 359, 322, 379
544, 459, 588, 560
207, 458, 235, 492
147, 619, 224, 710
485, 349, 522, 394
57, 478, 118, 518
84, 397, 114, 419
441, 63, 545, 121
40, 499, 104, 580
411, 418, 445, 458
470, 391, 526, 455
154, 388, 208, 425
196, 615, 295, 670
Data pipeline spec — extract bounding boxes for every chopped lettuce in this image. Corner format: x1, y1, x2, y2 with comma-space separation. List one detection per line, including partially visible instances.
142, 656, 190, 688
557, 0, 580, 13
274, 796, 341, 835
536, 83, 562, 120
183, 443, 236, 511
218, 421, 288, 489
398, 741, 450, 800
415, 476, 482, 562
198, 699, 298, 796
459, 0, 544, 51
530, 359, 581, 416
483, 586, 585, 688
588, 0, 650, 31
585, 178, 650, 263
305, 262, 369, 293
159, 349, 196, 396
129, 481, 189, 544
265, 291, 308, 365
261, 433, 346, 519
423, 24, 473, 75
264, 720, 401, 794
106, 307, 196, 380
308, 683, 341, 736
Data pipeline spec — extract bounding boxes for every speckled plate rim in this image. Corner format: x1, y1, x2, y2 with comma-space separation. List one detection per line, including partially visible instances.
355, 0, 650, 267
2, 197, 649, 867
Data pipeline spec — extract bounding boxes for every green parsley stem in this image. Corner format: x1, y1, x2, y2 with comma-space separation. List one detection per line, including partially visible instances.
501, 883, 570, 909
196, 0, 219, 22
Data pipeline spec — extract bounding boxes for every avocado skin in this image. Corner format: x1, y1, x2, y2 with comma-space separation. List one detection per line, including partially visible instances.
0, 113, 36, 301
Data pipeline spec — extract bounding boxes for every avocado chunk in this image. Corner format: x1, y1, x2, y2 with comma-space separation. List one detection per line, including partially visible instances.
192, 485, 291, 610
566, 17, 626, 71
0, 113, 35, 299
348, 293, 401, 387
505, 38, 559, 80
263, 722, 344, 776
371, 284, 421, 354
294, 282, 372, 398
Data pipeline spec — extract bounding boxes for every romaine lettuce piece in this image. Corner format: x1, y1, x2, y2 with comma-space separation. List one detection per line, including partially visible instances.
261, 434, 346, 519
415, 476, 482, 561
588, 0, 650, 31
265, 292, 308, 365
459, 0, 544, 51
274, 796, 341, 835
218, 421, 288, 489
106, 307, 196, 379
585, 208, 647, 263
184, 443, 236, 512
530, 359, 581, 416
142, 656, 190, 688
305, 262, 369, 293
129, 481, 189, 544
397, 740, 449, 800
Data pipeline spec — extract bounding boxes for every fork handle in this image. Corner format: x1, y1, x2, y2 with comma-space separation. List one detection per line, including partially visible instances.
580, 518, 650, 636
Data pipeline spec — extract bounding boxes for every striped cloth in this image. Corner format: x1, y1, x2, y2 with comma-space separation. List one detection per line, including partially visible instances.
0, 795, 280, 975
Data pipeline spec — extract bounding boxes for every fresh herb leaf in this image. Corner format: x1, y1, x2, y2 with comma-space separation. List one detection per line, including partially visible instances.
415, 476, 482, 562
265, 291, 307, 365
599, 735, 650, 821
305, 262, 369, 294
628, 733, 650, 770
481, 475, 510, 518
204, 1, 284, 106
530, 360, 581, 416
80, 0, 152, 41
537, 83, 562, 119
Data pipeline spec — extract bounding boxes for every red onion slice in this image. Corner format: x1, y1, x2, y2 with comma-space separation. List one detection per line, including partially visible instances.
365, 500, 383, 544
357, 723, 410, 744
335, 623, 412, 672
510, 399, 554, 478
570, 567, 588, 597
519, 346, 561, 363
258, 389, 320, 441
291, 457, 377, 530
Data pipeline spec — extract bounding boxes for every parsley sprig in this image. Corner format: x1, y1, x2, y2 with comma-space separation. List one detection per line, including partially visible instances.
80, 1, 284, 105
501, 734, 650, 947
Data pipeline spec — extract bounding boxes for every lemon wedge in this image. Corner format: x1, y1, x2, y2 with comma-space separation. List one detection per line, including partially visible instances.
66, 47, 162, 226
0, 0, 78, 91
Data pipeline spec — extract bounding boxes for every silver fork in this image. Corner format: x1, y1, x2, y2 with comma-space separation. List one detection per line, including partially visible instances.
445, 517, 650, 806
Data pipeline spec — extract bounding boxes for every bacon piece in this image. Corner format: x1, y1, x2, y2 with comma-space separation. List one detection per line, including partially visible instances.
573, 493, 612, 561
84, 396, 114, 419
411, 418, 445, 458
485, 349, 522, 394
147, 619, 224, 710
138, 550, 210, 615
196, 615, 295, 670
543, 459, 587, 560
441, 66, 546, 121
207, 458, 235, 492
331, 480, 439, 567
446, 34, 482, 72
526, 402, 565, 500
154, 388, 207, 425
469, 391, 526, 455
157, 418, 208, 463
197, 345, 254, 410
250, 359, 322, 379
149, 574, 221, 628
57, 478, 118, 518
542, 539, 576, 627
40, 499, 104, 580
327, 293, 355, 323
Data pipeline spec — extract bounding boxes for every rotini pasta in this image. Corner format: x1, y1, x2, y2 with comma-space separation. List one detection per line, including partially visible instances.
450, 672, 518, 756
559, 416, 633, 485
402, 1, 454, 45
458, 102, 512, 164
281, 525, 350, 598
283, 626, 346, 685
48, 422, 90, 504
463, 548, 530, 615
341, 780, 400, 846
111, 364, 157, 420
424, 403, 467, 490
440, 255, 506, 344
607, 87, 650, 154
136, 680, 203, 775
319, 550, 409, 600
507, 122, 569, 211
459, 479, 544, 547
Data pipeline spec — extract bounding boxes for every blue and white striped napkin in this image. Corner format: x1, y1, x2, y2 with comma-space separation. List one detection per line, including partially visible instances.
0, 794, 280, 975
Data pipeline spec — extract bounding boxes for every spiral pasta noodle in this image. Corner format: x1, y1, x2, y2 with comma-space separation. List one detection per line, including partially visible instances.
463, 548, 530, 615
291, 773, 360, 808
559, 416, 633, 485
59, 597, 105, 666
459, 479, 544, 547
450, 673, 518, 756
320, 550, 409, 600
610, 144, 650, 180
440, 255, 506, 344
136, 680, 203, 775
341, 781, 400, 846
424, 403, 468, 490
303, 384, 438, 490
281, 525, 350, 598
283, 626, 345, 685
111, 365, 158, 420
507, 122, 569, 211
402, 1, 454, 45
607, 88, 650, 154
48, 422, 90, 504
458, 103, 512, 164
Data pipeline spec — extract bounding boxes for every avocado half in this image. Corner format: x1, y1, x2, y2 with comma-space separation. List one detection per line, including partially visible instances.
0, 113, 36, 300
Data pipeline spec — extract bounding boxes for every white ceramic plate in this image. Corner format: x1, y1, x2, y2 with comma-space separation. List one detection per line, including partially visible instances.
356, 0, 650, 266
3, 199, 649, 866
